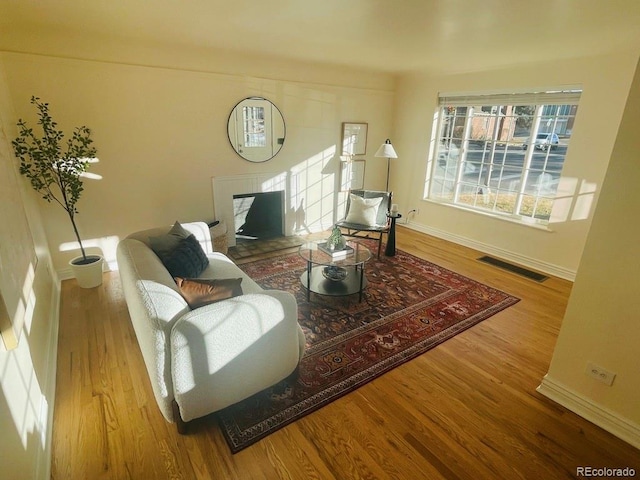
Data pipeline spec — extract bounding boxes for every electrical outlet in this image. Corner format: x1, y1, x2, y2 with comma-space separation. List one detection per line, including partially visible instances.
585, 361, 616, 386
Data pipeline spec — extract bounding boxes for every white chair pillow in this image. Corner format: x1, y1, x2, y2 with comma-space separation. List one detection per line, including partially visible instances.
345, 194, 383, 226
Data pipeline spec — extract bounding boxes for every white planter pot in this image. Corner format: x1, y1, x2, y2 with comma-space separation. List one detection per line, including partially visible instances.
69, 254, 104, 288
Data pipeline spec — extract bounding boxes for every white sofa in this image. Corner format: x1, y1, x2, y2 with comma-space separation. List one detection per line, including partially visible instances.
116, 221, 305, 431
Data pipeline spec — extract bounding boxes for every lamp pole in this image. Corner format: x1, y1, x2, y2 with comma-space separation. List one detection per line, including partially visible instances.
386, 157, 391, 192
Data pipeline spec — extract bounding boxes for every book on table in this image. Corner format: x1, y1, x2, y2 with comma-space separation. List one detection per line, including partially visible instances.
317, 242, 354, 258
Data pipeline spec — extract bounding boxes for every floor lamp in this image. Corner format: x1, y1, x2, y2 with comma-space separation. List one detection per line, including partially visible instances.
374, 139, 398, 192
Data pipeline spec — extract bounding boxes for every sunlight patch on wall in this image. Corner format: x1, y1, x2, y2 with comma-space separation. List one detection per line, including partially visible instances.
0, 291, 17, 350
260, 173, 287, 193
572, 180, 597, 221
290, 145, 338, 232
549, 177, 578, 223
1, 261, 38, 349
0, 330, 47, 450
79, 171, 102, 180
549, 177, 598, 224
20, 262, 36, 335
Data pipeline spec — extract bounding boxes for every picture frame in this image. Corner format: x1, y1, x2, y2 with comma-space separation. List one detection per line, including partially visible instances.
340, 159, 366, 191
341, 122, 368, 156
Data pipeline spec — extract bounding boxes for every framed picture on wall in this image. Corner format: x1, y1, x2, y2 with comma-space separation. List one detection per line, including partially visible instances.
341, 122, 368, 156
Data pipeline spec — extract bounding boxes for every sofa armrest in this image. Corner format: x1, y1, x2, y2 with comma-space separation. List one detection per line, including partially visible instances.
260, 290, 306, 359
254, 289, 297, 324
170, 293, 301, 422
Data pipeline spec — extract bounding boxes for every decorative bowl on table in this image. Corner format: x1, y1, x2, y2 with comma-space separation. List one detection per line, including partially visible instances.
323, 266, 348, 281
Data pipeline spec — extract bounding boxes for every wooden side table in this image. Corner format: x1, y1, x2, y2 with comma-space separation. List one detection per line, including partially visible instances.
385, 213, 402, 256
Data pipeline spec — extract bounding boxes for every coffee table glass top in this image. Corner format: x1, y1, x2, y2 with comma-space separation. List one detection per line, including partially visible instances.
298, 240, 372, 267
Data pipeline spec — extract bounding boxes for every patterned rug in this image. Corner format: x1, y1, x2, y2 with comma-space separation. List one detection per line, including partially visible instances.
217, 244, 519, 452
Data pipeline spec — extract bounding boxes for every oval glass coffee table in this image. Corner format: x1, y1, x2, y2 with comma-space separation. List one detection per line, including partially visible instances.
298, 240, 372, 302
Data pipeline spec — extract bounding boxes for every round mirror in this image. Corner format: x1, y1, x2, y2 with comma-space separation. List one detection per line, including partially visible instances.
227, 97, 285, 162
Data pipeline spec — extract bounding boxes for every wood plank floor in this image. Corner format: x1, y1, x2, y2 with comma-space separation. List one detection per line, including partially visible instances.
51, 226, 640, 479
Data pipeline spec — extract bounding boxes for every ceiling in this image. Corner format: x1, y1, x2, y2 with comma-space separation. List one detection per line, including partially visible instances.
1, 0, 640, 75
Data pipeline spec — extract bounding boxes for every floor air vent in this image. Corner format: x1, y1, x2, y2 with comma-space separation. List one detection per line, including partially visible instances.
478, 256, 548, 282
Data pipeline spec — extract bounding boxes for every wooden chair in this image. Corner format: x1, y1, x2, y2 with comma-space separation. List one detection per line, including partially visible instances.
336, 189, 392, 257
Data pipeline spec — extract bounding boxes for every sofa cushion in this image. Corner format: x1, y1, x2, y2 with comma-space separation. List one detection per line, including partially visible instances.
149, 221, 191, 256
158, 234, 209, 278
174, 277, 243, 309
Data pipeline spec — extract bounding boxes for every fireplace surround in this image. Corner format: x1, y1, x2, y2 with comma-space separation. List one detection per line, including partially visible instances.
233, 191, 284, 240
212, 173, 290, 247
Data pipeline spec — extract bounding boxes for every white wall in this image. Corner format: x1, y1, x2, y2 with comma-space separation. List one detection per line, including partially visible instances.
0, 59, 59, 480
0, 47, 395, 275
538, 58, 640, 449
392, 50, 639, 279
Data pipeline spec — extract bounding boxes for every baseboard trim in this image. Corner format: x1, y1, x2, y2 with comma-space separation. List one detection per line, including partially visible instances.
537, 375, 640, 450
403, 221, 576, 281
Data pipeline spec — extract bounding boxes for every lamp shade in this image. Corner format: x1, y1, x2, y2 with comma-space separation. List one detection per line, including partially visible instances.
374, 139, 398, 159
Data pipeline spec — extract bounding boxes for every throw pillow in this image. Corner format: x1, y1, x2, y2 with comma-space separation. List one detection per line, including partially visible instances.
149, 221, 191, 256
158, 234, 209, 278
174, 277, 243, 309
345, 194, 383, 226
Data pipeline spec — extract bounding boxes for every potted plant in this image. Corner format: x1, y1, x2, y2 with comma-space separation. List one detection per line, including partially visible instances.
12, 96, 103, 288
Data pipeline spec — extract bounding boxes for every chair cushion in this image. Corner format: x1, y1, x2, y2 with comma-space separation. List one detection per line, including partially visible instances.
345, 194, 383, 226
174, 277, 243, 309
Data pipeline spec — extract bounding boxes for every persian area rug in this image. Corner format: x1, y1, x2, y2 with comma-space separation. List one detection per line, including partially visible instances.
217, 244, 519, 452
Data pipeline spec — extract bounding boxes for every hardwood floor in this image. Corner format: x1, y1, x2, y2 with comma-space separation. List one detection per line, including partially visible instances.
51, 226, 640, 479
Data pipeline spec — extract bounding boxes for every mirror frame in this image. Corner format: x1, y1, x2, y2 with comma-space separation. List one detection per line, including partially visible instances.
341, 122, 368, 156
227, 97, 285, 163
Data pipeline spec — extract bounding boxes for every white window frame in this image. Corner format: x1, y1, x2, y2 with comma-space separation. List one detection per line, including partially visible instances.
425, 89, 582, 226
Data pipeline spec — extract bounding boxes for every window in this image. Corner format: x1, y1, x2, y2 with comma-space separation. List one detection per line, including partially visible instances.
426, 90, 581, 225
242, 105, 266, 147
